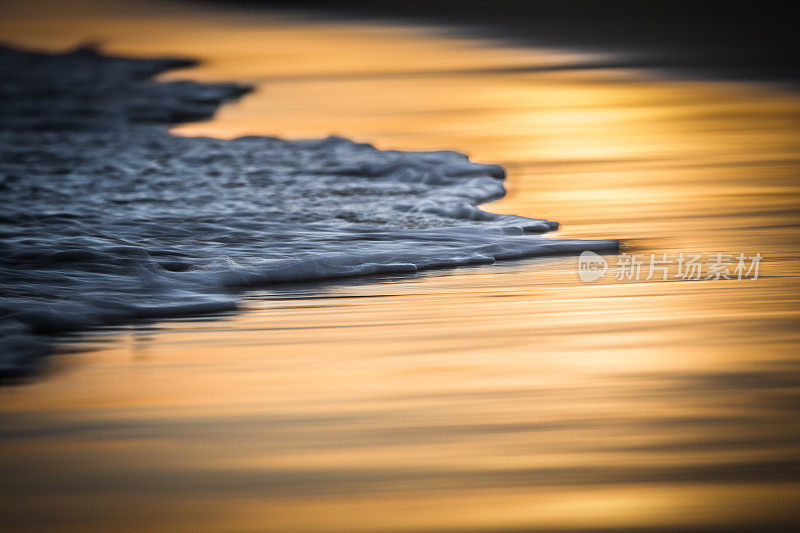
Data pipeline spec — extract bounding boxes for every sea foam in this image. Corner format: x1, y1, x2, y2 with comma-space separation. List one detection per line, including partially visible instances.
0, 46, 617, 375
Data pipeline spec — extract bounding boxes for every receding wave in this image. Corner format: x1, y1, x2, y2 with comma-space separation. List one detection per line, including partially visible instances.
0, 46, 617, 374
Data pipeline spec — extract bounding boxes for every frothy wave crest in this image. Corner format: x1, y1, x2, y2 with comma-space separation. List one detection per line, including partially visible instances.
0, 46, 617, 375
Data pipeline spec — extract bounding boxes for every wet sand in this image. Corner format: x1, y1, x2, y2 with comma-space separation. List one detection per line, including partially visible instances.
2, 0, 800, 531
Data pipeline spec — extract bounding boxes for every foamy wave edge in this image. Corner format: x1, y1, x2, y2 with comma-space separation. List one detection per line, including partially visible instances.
0, 45, 617, 376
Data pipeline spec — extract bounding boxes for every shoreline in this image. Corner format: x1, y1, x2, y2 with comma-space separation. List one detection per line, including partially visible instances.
0, 45, 616, 378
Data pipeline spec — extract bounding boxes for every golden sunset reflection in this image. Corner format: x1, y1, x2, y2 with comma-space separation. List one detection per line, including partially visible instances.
1, 0, 800, 531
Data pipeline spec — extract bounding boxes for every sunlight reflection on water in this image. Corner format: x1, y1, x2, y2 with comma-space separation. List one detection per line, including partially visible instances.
1, 0, 800, 531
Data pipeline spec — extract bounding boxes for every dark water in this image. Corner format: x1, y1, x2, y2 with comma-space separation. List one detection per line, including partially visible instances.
0, 45, 614, 372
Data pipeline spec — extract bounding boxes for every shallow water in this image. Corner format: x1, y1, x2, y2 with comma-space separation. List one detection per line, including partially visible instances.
2, 1, 800, 531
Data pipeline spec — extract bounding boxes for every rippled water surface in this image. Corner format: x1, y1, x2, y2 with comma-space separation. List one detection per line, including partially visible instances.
2, 0, 800, 531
